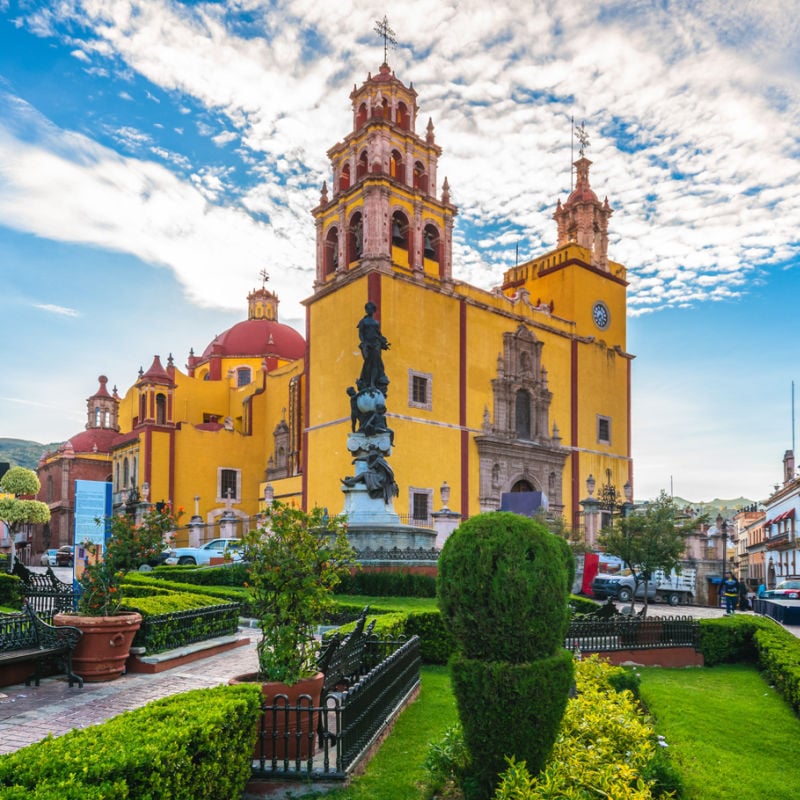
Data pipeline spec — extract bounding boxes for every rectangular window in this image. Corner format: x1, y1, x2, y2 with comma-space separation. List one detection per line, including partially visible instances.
218, 468, 240, 501
409, 487, 433, 526
597, 416, 611, 445
408, 370, 432, 410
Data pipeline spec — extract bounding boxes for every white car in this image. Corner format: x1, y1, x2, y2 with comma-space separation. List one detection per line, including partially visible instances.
164, 538, 243, 566
40, 548, 59, 566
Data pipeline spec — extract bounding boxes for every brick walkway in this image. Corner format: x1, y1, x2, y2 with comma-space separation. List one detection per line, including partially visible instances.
0, 626, 260, 755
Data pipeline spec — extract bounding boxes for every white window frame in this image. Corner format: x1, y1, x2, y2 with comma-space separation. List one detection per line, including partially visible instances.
408, 487, 434, 524
597, 415, 612, 445
408, 369, 432, 410
217, 467, 241, 503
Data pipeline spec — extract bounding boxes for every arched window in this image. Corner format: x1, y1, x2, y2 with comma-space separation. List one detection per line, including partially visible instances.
356, 151, 368, 180
104, 410, 111, 428
339, 162, 351, 192
236, 367, 251, 387
423, 224, 440, 261
325, 227, 339, 275
511, 479, 534, 492
413, 161, 429, 193
391, 211, 409, 249
515, 389, 531, 439
94, 406, 101, 426
139, 393, 146, 423
123, 457, 130, 488
348, 212, 363, 264
356, 102, 368, 127
390, 150, 405, 183
46, 475, 53, 502
396, 102, 410, 130
156, 393, 167, 425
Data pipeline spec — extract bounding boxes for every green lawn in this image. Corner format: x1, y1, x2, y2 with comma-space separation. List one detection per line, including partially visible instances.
638, 664, 800, 800
318, 665, 456, 800
334, 595, 439, 613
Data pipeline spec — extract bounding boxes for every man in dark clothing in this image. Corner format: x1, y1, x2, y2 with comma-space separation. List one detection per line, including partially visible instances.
721, 572, 739, 615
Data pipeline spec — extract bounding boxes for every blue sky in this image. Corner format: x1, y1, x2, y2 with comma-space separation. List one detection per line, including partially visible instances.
1, 0, 799, 504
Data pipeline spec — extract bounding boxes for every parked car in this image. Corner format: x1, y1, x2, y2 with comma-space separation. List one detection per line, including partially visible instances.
55, 545, 74, 567
764, 579, 800, 599
164, 538, 242, 566
40, 549, 59, 567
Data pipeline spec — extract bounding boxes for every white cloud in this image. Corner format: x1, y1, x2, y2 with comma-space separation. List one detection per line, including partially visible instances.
33, 303, 81, 317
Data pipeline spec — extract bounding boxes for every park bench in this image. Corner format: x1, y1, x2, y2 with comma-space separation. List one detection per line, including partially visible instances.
317, 607, 377, 696
12, 561, 76, 622
0, 604, 84, 688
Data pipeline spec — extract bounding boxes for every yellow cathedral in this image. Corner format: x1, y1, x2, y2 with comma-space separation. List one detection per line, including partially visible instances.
36, 61, 632, 550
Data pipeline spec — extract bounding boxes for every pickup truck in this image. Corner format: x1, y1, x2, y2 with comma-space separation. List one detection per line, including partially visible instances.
591, 567, 696, 606
165, 538, 242, 566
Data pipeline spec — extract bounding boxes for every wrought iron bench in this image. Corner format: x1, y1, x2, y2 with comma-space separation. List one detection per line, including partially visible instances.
317, 607, 376, 696
11, 562, 76, 622
0, 604, 84, 687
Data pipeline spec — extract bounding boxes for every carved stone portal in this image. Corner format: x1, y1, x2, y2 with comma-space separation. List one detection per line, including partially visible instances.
475, 325, 568, 514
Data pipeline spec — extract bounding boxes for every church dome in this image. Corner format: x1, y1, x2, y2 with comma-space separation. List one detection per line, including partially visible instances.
200, 285, 305, 361
65, 427, 120, 455
201, 318, 305, 361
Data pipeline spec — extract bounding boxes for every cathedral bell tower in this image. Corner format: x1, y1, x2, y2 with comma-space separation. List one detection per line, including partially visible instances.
311, 62, 457, 290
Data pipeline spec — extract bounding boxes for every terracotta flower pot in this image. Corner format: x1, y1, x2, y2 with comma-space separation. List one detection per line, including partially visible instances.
230, 671, 324, 762
53, 612, 142, 682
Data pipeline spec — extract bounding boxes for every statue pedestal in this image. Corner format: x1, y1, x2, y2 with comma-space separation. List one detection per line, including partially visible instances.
342, 484, 400, 525
346, 431, 392, 457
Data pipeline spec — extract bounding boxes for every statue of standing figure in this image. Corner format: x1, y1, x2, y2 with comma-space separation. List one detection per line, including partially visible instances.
358, 301, 390, 391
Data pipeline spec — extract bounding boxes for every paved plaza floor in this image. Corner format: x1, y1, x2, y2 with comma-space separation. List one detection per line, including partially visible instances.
0, 624, 260, 755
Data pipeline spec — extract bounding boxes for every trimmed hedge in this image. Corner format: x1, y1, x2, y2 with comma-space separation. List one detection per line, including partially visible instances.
438, 512, 571, 662
122, 571, 249, 608
698, 614, 771, 666
0, 573, 23, 610
336, 570, 436, 597
151, 563, 248, 586
0, 684, 262, 799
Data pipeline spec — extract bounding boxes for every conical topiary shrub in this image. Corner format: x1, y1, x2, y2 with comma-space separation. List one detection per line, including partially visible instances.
437, 512, 574, 799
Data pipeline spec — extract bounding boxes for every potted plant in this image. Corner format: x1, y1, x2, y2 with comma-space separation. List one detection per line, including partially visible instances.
54, 504, 180, 681
232, 501, 356, 760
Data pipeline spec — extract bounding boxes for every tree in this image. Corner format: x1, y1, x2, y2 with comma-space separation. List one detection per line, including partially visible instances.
0, 467, 51, 568
598, 491, 704, 617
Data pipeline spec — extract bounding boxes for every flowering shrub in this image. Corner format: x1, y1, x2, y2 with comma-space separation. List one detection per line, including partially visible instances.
242, 501, 356, 684
77, 505, 181, 616
424, 656, 678, 800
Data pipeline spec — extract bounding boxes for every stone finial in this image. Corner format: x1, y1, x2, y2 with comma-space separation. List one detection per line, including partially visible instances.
426, 117, 435, 144
442, 176, 450, 205
320, 180, 329, 204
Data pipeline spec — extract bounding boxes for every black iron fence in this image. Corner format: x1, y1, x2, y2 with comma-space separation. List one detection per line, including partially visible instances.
566, 615, 700, 652
130, 603, 241, 653
251, 634, 421, 781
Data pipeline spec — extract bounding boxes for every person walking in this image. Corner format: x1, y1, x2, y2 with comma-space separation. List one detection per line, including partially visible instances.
721, 571, 740, 615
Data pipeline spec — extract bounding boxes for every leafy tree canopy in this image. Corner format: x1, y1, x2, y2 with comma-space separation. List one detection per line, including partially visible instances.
597, 491, 706, 615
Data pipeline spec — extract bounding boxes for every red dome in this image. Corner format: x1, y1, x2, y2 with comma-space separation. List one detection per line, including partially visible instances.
201, 318, 305, 361
67, 428, 121, 455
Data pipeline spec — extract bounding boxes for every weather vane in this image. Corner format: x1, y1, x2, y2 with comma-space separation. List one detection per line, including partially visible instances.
259, 268, 270, 287
374, 15, 397, 65
575, 121, 590, 157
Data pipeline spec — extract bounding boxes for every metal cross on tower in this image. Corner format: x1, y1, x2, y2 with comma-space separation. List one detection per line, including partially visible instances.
575, 122, 590, 158
259, 268, 270, 287
374, 15, 397, 65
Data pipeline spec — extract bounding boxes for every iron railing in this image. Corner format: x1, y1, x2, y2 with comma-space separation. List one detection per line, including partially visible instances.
355, 546, 439, 562
251, 635, 421, 781
130, 603, 241, 653
566, 615, 700, 652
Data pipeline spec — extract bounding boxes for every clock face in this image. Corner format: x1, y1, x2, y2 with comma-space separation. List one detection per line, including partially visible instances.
592, 302, 610, 330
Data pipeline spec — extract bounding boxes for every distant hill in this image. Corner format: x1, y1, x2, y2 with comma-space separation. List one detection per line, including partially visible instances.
0, 438, 64, 472
671, 495, 758, 516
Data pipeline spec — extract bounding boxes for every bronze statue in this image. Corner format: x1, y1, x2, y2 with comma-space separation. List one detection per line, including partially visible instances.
342, 449, 399, 504
357, 301, 390, 390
